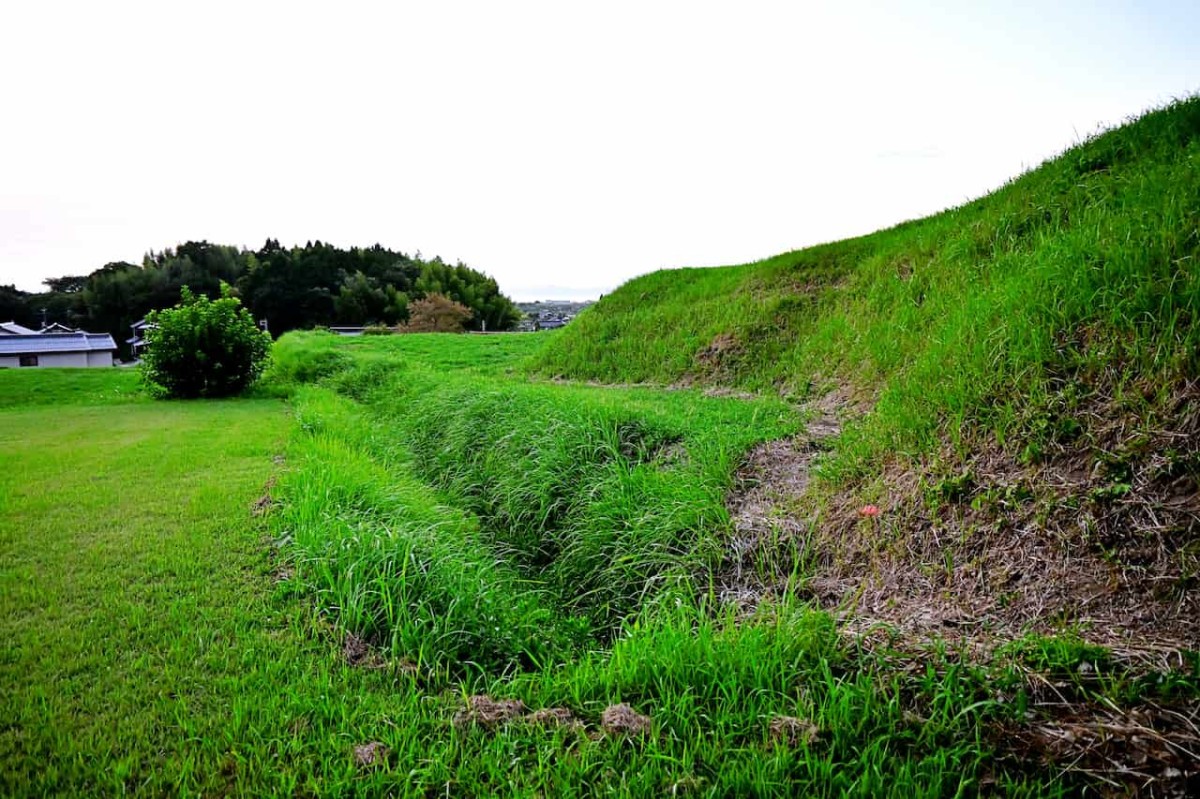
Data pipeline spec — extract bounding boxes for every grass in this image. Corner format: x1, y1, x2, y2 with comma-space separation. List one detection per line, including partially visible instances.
0, 367, 146, 410
5, 97, 1199, 796
259, 333, 1092, 796
0, 377, 394, 796
533, 96, 1200, 478
0, 363, 1070, 797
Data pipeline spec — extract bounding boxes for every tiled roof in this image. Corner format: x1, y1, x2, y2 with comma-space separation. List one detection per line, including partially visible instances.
0, 321, 38, 335
0, 332, 117, 355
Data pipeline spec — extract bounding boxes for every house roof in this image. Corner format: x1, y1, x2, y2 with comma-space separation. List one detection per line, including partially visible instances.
0, 332, 117, 355
0, 321, 38, 335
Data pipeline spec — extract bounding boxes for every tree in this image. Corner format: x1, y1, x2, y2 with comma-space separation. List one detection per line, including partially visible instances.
413, 260, 522, 331
0, 284, 34, 327
400, 293, 473, 333
30, 237, 520, 344
42, 275, 87, 294
334, 271, 389, 324
141, 284, 271, 398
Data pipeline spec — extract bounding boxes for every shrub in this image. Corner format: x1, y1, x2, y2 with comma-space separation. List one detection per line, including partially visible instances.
142, 284, 272, 398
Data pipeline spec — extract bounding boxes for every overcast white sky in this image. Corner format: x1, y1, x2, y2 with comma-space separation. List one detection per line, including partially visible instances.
1, 1, 1197, 299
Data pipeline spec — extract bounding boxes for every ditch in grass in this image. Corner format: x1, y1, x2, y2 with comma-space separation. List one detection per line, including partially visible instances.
265, 332, 1180, 796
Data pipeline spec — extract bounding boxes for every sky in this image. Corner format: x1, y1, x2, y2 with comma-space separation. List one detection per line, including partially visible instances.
1, 1, 1197, 300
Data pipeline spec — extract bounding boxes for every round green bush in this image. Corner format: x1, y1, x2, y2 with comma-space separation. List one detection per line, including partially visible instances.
141, 285, 272, 398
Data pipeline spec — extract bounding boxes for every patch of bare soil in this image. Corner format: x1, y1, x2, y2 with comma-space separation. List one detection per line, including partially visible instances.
718, 391, 846, 611
525, 707, 584, 731
720, 380, 1200, 793
1001, 696, 1200, 797
252, 474, 277, 516
453, 695, 527, 730
723, 381, 1199, 658
342, 633, 388, 670
691, 332, 746, 384
821, 386, 1198, 660
600, 703, 652, 737
768, 716, 820, 748
353, 741, 388, 767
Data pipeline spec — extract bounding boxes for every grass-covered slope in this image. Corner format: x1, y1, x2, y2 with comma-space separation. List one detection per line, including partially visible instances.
534, 97, 1200, 471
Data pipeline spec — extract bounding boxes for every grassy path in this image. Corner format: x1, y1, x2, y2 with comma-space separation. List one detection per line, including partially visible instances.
0, 398, 403, 797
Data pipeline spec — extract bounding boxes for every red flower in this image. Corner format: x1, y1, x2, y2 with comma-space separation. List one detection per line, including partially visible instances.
858, 504, 880, 517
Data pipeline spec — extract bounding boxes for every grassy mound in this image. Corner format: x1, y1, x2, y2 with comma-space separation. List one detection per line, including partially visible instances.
534, 97, 1200, 475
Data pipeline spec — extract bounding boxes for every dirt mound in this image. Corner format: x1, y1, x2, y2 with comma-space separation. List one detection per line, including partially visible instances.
342, 633, 387, 669
453, 695, 527, 730
353, 741, 388, 767
768, 716, 819, 748
600, 703, 651, 736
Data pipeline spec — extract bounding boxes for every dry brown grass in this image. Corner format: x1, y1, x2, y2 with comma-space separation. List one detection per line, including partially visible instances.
718, 381, 1200, 793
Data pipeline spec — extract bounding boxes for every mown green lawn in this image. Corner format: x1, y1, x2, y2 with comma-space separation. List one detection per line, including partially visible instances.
0, 377, 415, 797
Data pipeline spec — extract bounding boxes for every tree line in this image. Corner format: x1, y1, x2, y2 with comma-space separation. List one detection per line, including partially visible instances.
1, 239, 523, 357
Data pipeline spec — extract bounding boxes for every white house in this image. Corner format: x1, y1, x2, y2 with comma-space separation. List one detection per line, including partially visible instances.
0, 325, 118, 368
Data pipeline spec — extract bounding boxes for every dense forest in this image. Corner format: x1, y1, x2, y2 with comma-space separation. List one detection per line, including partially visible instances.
1, 240, 522, 357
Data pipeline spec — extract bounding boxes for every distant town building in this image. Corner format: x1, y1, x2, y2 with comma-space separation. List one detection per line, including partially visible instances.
0, 324, 117, 368
126, 319, 157, 360
514, 299, 594, 332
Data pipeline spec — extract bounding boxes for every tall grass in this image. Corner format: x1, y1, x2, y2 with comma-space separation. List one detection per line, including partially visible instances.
278, 385, 577, 674
254, 330, 1105, 793
271, 336, 800, 666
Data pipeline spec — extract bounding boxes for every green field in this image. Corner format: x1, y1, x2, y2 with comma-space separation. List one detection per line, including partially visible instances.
0, 374, 409, 796
3, 98, 1199, 797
